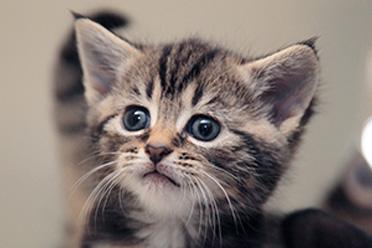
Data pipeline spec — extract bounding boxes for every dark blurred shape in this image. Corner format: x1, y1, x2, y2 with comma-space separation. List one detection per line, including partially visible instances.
324, 151, 372, 234
282, 208, 372, 248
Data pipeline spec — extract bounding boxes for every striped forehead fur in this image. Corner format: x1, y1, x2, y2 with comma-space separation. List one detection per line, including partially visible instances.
110, 38, 264, 119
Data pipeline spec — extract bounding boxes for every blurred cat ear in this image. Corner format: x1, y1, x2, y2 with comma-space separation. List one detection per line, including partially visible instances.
240, 41, 319, 133
75, 18, 140, 105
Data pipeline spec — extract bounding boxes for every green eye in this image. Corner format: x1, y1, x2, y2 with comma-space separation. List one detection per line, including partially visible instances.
187, 115, 220, 141
123, 106, 150, 131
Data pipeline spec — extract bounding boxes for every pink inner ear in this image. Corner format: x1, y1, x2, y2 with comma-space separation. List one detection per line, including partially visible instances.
272, 90, 306, 125
260, 70, 314, 126
76, 19, 140, 103
90, 68, 113, 96
245, 44, 319, 127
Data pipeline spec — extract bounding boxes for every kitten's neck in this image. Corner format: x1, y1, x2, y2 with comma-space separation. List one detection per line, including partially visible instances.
132, 209, 265, 248
83, 193, 266, 248
134, 217, 189, 248
136, 207, 265, 248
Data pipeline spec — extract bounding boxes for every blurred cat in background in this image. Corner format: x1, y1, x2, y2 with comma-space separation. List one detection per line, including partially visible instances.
324, 152, 372, 234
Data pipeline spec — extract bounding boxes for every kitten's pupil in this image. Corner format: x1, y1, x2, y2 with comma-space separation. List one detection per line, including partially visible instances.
123, 106, 150, 131
198, 120, 212, 136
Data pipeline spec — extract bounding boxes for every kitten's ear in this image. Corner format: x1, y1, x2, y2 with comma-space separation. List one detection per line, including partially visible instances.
75, 18, 140, 105
240, 41, 319, 134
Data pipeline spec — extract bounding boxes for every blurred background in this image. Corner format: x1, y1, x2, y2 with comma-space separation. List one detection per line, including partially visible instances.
1, 1, 372, 247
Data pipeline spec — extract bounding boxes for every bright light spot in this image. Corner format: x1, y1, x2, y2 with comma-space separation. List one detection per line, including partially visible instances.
361, 117, 372, 169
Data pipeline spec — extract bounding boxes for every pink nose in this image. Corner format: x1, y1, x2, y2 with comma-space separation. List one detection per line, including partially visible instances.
145, 144, 173, 164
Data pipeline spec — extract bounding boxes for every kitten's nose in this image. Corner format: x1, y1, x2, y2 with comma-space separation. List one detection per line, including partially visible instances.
145, 143, 173, 164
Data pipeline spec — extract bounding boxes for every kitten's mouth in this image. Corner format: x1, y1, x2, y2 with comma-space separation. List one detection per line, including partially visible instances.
143, 170, 180, 187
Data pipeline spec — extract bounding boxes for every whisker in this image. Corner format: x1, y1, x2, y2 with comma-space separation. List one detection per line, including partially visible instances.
211, 166, 238, 181
194, 178, 212, 241
178, 160, 238, 182
79, 170, 119, 230
200, 170, 241, 232
95, 169, 127, 221
75, 150, 122, 167
100, 164, 136, 213
178, 175, 189, 210
197, 177, 222, 246
186, 175, 204, 236
71, 153, 140, 196
184, 178, 196, 226
70, 160, 117, 196
81, 163, 137, 230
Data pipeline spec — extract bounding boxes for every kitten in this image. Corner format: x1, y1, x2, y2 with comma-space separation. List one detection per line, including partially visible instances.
54, 11, 372, 248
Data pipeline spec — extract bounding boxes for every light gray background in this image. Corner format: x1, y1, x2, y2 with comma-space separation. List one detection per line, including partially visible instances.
1, 1, 372, 247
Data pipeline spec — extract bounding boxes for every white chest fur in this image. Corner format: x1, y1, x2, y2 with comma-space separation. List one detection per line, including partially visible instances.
136, 218, 187, 248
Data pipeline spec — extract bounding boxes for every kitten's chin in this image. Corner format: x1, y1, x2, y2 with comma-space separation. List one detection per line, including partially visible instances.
142, 171, 181, 187
122, 173, 192, 218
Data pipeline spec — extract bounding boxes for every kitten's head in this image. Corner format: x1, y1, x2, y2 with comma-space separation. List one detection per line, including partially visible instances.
75, 19, 319, 219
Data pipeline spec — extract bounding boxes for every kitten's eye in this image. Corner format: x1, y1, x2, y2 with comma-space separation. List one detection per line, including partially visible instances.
123, 106, 150, 131
187, 115, 220, 141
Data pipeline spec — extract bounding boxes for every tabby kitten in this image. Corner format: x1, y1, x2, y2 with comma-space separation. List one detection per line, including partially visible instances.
55, 11, 318, 248
54, 11, 369, 248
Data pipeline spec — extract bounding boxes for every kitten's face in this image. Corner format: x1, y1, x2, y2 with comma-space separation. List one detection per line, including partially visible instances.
76, 19, 319, 218
89, 45, 282, 217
